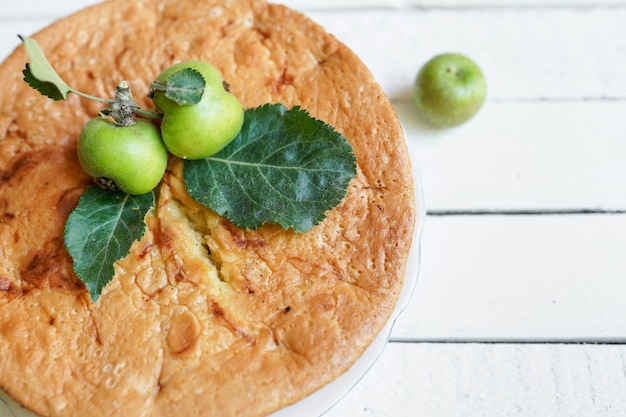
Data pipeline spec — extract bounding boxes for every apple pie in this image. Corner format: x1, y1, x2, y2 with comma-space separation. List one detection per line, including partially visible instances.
0, 0, 416, 416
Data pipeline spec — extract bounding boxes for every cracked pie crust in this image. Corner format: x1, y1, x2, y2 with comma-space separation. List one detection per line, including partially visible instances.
0, 0, 416, 416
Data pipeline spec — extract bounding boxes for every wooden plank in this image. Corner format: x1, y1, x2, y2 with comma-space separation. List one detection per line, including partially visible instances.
400, 100, 626, 212
391, 213, 626, 342
324, 342, 626, 417
283, 0, 626, 9
0, 0, 100, 17
306, 7, 626, 101
3, 5, 625, 101
2, 0, 626, 17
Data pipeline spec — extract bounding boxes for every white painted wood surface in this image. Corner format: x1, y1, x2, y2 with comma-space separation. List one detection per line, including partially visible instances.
327, 342, 626, 417
2, 0, 626, 416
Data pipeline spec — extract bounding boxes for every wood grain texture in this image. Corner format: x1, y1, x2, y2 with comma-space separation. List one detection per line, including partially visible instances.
401, 100, 626, 211
392, 213, 626, 341
3, 0, 626, 15
325, 342, 626, 417
306, 7, 626, 101
4, 6, 626, 101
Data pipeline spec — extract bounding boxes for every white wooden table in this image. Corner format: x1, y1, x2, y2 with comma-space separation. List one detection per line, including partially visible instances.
2, 0, 626, 416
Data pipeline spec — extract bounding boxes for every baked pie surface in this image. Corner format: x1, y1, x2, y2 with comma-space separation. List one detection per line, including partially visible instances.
0, 1, 416, 416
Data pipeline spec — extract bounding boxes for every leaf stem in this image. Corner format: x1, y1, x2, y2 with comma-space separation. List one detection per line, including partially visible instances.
71, 89, 114, 104
133, 107, 163, 120
149, 81, 167, 92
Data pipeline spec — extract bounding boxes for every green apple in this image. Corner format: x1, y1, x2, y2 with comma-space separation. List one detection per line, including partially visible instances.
152, 61, 244, 160
413, 53, 486, 128
77, 117, 168, 195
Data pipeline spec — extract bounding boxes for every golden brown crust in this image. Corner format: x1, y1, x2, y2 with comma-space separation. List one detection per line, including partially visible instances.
0, 0, 416, 416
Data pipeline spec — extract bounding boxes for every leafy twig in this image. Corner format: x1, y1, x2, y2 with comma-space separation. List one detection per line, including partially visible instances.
20, 35, 110, 102
19, 35, 161, 122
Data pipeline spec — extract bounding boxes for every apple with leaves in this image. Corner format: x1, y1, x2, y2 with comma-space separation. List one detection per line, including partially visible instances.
151, 61, 244, 160
20, 36, 357, 301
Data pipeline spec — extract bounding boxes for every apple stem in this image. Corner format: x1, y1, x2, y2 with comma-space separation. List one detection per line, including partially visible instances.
106, 81, 135, 126
134, 107, 163, 120
105, 81, 162, 126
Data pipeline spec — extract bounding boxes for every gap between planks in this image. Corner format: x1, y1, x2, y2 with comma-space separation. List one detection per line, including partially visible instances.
388, 338, 626, 344
427, 209, 626, 216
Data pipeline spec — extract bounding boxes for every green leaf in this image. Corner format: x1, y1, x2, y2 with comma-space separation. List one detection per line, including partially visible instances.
19, 35, 73, 100
64, 186, 154, 301
184, 104, 357, 232
154, 68, 205, 105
